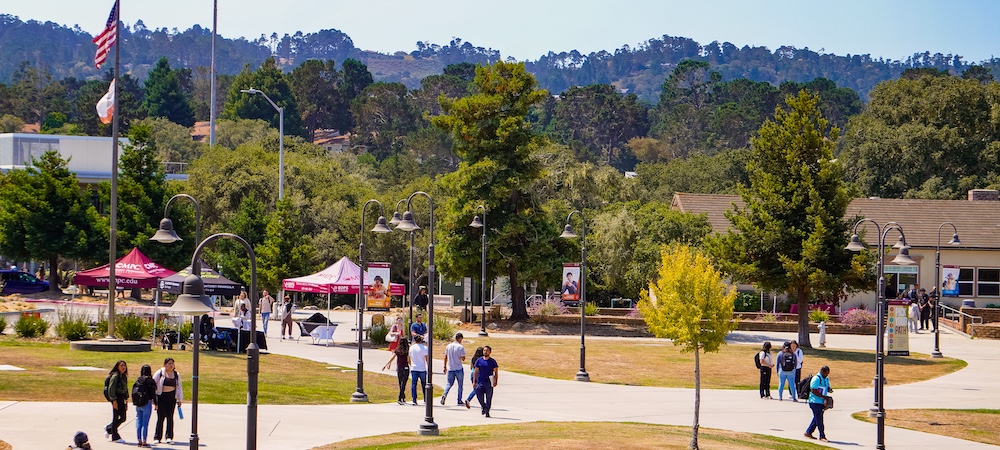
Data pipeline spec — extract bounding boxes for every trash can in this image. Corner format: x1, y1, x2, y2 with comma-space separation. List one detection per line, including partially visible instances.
961, 299, 977, 309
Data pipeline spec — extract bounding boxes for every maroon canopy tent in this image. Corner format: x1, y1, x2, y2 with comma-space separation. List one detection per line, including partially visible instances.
74, 247, 175, 289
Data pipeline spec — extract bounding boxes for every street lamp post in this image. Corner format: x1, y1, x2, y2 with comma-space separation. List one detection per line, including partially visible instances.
846, 220, 916, 450
560, 210, 590, 382
150, 193, 201, 350
389, 199, 418, 325
933, 223, 961, 358
469, 206, 488, 336
239, 88, 284, 200
395, 191, 438, 436
353, 200, 392, 403
168, 275, 215, 450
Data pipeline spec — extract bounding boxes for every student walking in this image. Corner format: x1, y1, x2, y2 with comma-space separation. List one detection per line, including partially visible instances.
280, 295, 295, 339
790, 340, 804, 385
408, 335, 429, 405
464, 347, 484, 407
805, 366, 833, 442
104, 360, 128, 443
758, 341, 774, 399
259, 290, 274, 335
909, 300, 920, 333
133, 364, 157, 447
440, 333, 467, 406
152, 358, 183, 445
383, 338, 410, 404
776, 343, 798, 401
471, 345, 499, 417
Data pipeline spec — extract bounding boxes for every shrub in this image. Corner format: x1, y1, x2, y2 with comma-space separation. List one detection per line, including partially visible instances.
15, 315, 49, 338
528, 299, 569, 324
757, 312, 777, 322
733, 292, 759, 312
55, 309, 91, 341
116, 314, 151, 341
178, 321, 193, 343
985, 304, 1000, 309
583, 302, 599, 316
432, 315, 457, 341
840, 308, 878, 328
809, 309, 831, 323
369, 323, 389, 346
0, 315, 7, 334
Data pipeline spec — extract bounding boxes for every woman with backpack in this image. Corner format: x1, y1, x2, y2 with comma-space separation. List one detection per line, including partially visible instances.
383, 338, 410, 404
133, 364, 157, 447
757, 342, 774, 399
152, 358, 183, 445
104, 360, 128, 443
777, 343, 799, 401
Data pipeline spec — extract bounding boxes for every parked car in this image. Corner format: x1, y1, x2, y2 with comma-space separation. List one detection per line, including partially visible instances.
0, 270, 49, 294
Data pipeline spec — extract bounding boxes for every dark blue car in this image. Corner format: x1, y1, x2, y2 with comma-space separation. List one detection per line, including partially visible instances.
0, 270, 49, 295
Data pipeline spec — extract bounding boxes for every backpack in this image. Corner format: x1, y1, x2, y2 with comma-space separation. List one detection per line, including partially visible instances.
797, 376, 812, 400
780, 352, 796, 372
131, 376, 150, 407
103, 373, 113, 401
753, 352, 762, 369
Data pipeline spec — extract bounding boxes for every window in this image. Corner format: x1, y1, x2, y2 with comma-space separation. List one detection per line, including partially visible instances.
958, 268, 975, 297
978, 268, 1000, 297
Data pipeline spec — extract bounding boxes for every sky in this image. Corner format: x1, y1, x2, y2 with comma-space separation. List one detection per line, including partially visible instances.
5, 0, 1000, 63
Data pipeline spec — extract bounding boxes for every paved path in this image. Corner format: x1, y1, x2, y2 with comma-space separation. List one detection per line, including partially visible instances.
1, 308, 997, 449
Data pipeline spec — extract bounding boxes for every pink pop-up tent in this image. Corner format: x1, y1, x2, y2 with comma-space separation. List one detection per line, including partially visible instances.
74, 247, 175, 288
282, 256, 405, 295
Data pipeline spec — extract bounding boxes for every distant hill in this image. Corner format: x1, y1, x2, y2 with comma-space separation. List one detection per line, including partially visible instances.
1, 14, 997, 101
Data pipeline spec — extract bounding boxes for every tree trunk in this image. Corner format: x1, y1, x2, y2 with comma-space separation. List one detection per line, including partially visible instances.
690, 342, 700, 450
508, 265, 528, 321
48, 255, 60, 292
796, 288, 812, 348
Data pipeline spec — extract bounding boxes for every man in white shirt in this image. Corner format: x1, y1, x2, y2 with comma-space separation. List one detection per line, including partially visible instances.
440, 333, 467, 406
408, 335, 429, 405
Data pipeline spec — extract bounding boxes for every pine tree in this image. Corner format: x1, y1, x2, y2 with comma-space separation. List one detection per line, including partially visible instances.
143, 57, 195, 127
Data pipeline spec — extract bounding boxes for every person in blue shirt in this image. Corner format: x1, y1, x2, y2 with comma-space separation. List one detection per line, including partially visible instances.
805, 365, 832, 442
410, 313, 427, 341
468, 345, 499, 417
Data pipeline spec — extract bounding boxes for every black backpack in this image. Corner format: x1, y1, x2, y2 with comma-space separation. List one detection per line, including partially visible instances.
780, 352, 796, 372
753, 352, 762, 369
131, 376, 150, 407
797, 377, 812, 400
103, 373, 113, 401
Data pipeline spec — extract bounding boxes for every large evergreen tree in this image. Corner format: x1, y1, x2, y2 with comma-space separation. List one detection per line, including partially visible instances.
143, 57, 195, 127
707, 91, 867, 347
223, 57, 304, 137
256, 198, 316, 292
433, 61, 565, 321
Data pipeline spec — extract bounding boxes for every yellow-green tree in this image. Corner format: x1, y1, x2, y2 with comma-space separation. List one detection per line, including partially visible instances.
638, 244, 737, 450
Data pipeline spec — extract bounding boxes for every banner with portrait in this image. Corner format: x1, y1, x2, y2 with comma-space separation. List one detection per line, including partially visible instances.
941, 265, 960, 297
561, 263, 580, 301
366, 262, 391, 311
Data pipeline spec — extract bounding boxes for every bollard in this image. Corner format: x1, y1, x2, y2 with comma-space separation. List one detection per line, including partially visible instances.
819, 321, 827, 348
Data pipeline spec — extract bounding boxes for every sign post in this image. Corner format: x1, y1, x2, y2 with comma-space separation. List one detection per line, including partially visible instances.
887, 300, 910, 356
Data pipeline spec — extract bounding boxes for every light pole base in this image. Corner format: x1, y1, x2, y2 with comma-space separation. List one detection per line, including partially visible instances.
478, 331, 488, 337
575, 371, 590, 382
931, 350, 943, 358
350, 391, 369, 403
868, 407, 879, 418
418, 422, 439, 436
189, 435, 198, 450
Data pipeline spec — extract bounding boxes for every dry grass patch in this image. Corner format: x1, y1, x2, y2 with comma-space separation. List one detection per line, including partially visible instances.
0, 336, 400, 404
0, 439, 10, 450
852, 409, 1000, 446
439, 337, 965, 389
314, 421, 826, 450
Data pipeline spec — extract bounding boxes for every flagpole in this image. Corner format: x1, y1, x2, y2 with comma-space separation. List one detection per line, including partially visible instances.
209, 0, 217, 146
106, 0, 121, 340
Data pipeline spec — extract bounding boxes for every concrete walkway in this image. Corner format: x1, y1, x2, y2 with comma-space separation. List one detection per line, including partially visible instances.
1, 309, 997, 449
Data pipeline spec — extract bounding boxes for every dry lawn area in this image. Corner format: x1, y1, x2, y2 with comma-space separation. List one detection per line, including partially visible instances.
0, 336, 400, 404
314, 421, 826, 450
436, 337, 965, 389
853, 409, 1000, 446
0, 439, 10, 450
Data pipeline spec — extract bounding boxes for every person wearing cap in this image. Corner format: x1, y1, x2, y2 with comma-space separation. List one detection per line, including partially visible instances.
412, 286, 429, 310
440, 332, 467, 406
67, 431, 91, 449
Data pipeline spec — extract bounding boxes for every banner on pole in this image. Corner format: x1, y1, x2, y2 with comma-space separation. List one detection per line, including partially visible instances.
941, 265, 960, 297
366, 262, 390, 311
887, 300, 910, 356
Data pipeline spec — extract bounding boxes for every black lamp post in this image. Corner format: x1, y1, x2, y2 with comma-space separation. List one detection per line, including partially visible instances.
151, 194, 202, 343
168, 275, 215, 450
470, 206, 488, 336
390, 199, 417, 325
846, 220, 915, 450
353, 200, 392, 403
395, 191, 438, 436
560, 210, 590, 382
239, 88, 284, 200
933, 223, 960, 358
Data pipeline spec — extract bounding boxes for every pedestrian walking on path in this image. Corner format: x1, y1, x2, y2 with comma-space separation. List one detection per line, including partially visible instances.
805, 365, 832, 442
280, 295, 295, 339
408, 335, 429, 405
790, 340, 804, 385
383, 338, 410, 404
757, 341, 774, 399
152, 358, 183, 445
104, 360, 128, 443
133, 364, 157, 447
776, 343, 798, 401
464, 347, 484, 407
470, 345, 499, 417
259, 290, 274, 335
441, 332, 467, 406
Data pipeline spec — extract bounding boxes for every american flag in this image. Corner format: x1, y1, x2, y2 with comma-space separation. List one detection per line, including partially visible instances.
92, 2, 118, 69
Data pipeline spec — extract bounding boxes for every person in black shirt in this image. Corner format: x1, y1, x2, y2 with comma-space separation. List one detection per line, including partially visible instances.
412, 286, 429, 310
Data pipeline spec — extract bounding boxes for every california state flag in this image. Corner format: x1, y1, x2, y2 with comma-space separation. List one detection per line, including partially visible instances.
96, 80, 115, 124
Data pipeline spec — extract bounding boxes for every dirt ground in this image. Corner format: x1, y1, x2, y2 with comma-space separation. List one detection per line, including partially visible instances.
0, 289, 147, 312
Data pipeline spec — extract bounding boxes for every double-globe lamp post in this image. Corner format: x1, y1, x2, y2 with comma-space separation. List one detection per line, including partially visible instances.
395, 191, 439, 435
470, 205, 488, 336
240, 88, 284, 200
352, 200, 392, 403
933, 223, 961, 358
389, 199, 418, 325
560, 210, 590, 382
846, 220, 915, 450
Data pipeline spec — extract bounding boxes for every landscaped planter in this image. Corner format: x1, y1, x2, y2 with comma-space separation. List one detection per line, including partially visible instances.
736, 320, 876, 335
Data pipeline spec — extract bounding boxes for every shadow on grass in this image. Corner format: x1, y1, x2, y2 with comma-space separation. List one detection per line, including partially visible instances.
812, 348, 956, 367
